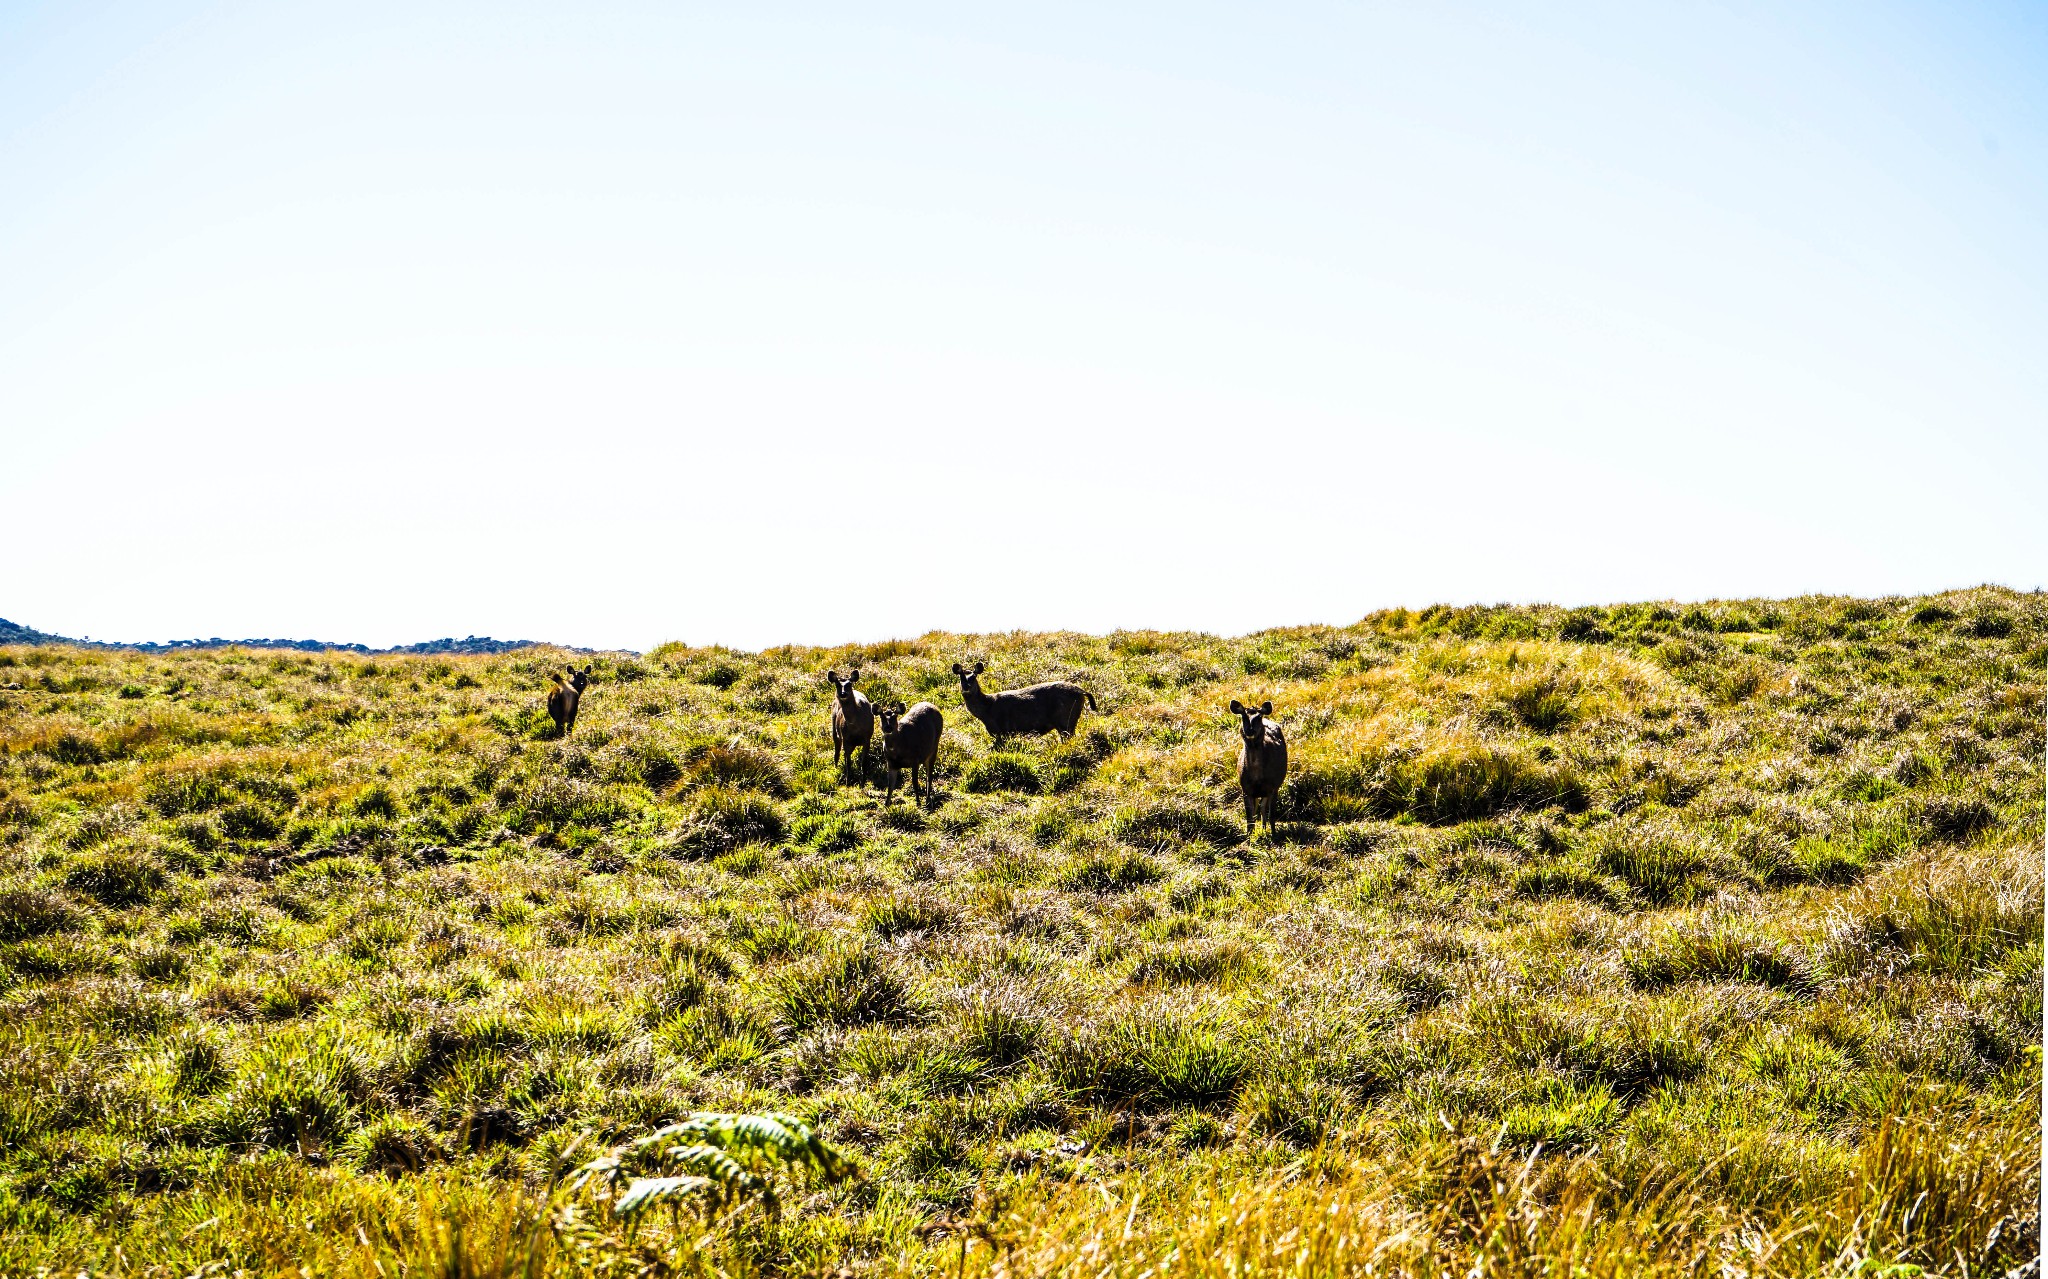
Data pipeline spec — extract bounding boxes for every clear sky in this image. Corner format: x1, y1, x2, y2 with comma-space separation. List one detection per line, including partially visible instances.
2, 2, 2042, 651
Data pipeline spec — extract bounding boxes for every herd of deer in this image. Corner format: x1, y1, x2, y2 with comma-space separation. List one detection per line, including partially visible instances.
545, 661, 1291, 832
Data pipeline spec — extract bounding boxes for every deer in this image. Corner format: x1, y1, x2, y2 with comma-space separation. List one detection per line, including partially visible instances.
826, 669, 875, 782
950, 661, 1097, 742
547, 665, 593, 736
875, 701, 943, 807
1229, 699, 1287, 833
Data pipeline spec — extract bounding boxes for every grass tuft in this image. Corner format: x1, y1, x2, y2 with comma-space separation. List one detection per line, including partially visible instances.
63, 848, 166, 907
1052, 1007, 1247, 1106
1623, 913, 1814, 990
961, 752, 1043, 794
1059, 847, 1165, 893
772, 947, 917, 1033
0, 888, 80, 941
676, 787, 786, 855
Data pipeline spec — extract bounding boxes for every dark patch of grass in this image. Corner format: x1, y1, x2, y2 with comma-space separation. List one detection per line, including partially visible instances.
1235, 1072, 1351, 1147
1500, 671, 1578, 732
1623, 916, 1814, 991
1512, 863, 1623, 908
1588, 821, 1716, 906
732, 914, 815, 963
1914, 793, 1997, 842
168, 1031, 231, 1095
1376, 743, 1587, 824
203, 1032, 366, 1152
219, 800, 285, 840
1787, 836, 1870, 885
1280, 763, 1373, 824
1960, 609, 2014, 639
772, 947, 917, 1033
64, 849, 166, 907
949, 987, 1044, 1066
687, 741, 790, 795
712, 845, 767, 876
899, 1108, 970, 1175
1051, 1008, 1248, 1107
345, 1114, 448, 1175
791, 812, 864, 853
875, 805, 927, 833
0, 889, 80, 942
1327, 823, 1390, 856
598, 735, 682, 789
675, 787, 786, 856
1127, 940, 1258, 987
961, 752, 1042, 795
1469, 996, 1706, 1097
863, 893, 954, 940
1372, 954, 1455, 1012
693, 660, 743, 689
6, 936, 116, 978
1113, 802, 1244, 849
1059, 848, 1164, 894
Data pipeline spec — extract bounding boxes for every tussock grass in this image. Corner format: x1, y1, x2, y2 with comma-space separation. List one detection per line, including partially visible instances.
1622, 910, 1815, 991
0, 589, 2037, 1275
771, 946, 917, 1033
1127, 939, 1259, 987
1058, 847, 1165, 893
1052, 1006, 1248, 1106
960, 751, 1042, 795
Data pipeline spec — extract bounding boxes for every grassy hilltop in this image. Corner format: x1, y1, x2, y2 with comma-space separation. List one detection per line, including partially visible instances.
0, 590, 2040, 1276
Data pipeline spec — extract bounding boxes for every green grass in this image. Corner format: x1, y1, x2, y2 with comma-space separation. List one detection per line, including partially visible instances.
0, 588, 2038, 1275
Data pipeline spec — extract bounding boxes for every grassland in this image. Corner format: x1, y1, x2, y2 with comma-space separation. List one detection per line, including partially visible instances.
0, 589, 2039, 1277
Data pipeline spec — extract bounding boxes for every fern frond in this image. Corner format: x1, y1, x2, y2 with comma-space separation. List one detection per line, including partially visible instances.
579, 1111, 858, 1223
656, 1143, 766, 1202
567, 1153, 622, 1193
614, 1174, 717, 1216
661, 1111, 857, 1181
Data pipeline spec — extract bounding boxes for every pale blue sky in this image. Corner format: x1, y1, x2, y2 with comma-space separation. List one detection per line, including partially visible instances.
2, 2, 2042, 650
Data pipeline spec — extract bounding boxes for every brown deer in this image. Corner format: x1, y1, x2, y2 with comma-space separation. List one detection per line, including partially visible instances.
951, 661, 1097, 741
547, 665, 592, 736
826, 669, 874, 782
1229, 699, 1287, 833
875, 701, 943, 807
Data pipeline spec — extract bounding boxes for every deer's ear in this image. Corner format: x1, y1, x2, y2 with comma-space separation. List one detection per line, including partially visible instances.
1228, 699, 1244, 715
973, 661, 985, 675
848, 669, 859, 682
826, 670, 840, 684
951, 663, 964, 675
1259, 701, 1273, 715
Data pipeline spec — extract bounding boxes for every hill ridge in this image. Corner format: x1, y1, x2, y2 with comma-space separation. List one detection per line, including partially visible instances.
0, 616, 571, 655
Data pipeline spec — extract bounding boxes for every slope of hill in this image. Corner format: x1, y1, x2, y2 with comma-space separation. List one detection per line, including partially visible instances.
0, 617, 555, 656
0, 590, 2038, 1275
